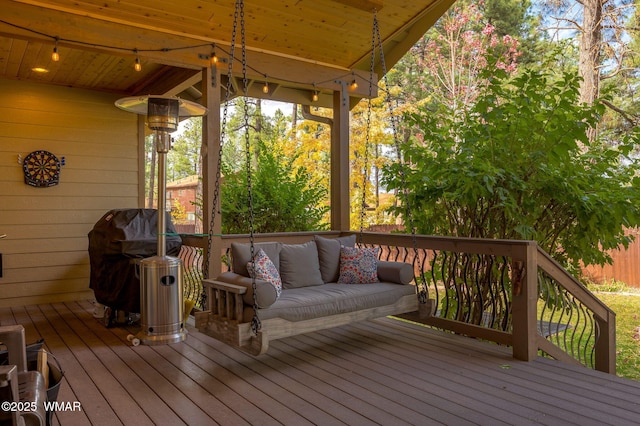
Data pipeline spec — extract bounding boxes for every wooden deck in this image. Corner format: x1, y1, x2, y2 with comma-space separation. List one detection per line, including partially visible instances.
2, 300, 640, 426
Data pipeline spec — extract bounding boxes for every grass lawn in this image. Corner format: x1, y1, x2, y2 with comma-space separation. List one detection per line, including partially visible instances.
595, 292, 640, 381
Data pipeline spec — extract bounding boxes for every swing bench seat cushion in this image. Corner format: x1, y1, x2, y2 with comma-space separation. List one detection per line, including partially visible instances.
244, 281, 416, 323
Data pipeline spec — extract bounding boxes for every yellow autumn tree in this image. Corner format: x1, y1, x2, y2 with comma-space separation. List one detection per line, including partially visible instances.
288, 85, 398, 231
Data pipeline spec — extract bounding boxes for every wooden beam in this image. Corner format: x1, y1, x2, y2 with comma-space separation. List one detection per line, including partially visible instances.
330, 0, 384, 12
134, 68, 202, 97
201, 66, 222, 279
331, 82, 351, 231
351, 0, 456, 73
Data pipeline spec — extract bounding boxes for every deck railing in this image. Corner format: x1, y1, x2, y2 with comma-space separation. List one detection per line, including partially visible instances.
178, 231, 616, 374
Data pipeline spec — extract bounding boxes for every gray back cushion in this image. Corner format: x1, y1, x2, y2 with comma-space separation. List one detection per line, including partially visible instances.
314, 234, 356, 283
231, 242, 282, 277
279, 241, 324, 289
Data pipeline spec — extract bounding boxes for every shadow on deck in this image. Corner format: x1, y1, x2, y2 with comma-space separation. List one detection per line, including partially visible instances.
1, 300, 639, 425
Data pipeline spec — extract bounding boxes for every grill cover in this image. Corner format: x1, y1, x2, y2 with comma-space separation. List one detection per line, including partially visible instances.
88, 209, 182, 313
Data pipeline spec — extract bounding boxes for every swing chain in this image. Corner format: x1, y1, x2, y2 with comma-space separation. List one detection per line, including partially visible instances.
373, 11, 428, 304
359, 10, 378, 245
236, 0, 262, 335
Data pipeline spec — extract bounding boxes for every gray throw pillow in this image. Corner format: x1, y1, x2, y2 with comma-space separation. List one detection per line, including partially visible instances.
231, 242, 282, 277
314, 234, 357, 283
279, 241, 324, 289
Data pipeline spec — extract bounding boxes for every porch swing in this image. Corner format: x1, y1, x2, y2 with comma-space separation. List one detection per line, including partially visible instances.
194, 0, 432, 356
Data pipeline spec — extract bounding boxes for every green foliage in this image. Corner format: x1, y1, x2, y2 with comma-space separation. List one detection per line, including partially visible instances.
586, 279, 634, 294
595, 293, 640, 381
221, 138, 329, 234
168, 120, 202, 180
383, 67, 640, 268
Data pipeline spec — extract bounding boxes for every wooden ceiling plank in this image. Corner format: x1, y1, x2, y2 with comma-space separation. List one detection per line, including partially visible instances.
329, 0, 384, 12
14, 0, 217, 40
5, 38, 29, 77
0, 37, 12, 75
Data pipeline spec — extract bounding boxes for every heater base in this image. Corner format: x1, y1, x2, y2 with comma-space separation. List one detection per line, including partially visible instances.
135, 329, 187, 346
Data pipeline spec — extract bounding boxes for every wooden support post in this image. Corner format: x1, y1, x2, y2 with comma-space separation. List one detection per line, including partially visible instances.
594, 310, 617, 373
202, 65, 222, 279
137, 116, 147, 207
331, 82, 350, 231
511, 242, 539, 361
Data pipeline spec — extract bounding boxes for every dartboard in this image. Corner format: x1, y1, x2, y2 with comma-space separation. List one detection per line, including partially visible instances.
23, 150, 61, 187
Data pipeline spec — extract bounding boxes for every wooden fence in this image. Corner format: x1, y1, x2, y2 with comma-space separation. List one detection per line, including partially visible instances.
582, 228, 640, 288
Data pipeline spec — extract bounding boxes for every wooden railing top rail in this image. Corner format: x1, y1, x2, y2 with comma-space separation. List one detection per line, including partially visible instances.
182, 231, 539, 258
536, 247, 613, 320
355, 231, 537, 257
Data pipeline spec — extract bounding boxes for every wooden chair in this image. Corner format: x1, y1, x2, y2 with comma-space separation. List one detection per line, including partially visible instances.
0, 325, 47, 426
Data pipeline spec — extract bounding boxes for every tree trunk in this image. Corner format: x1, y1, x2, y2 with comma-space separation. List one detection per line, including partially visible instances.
578, 0, 602, 141
291, 103, 298, 138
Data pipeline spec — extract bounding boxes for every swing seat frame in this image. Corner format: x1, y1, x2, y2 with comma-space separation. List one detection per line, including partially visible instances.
194, 278, 429, 356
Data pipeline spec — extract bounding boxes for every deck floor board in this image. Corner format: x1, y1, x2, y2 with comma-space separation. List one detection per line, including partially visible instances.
335, 320, 623, 425
1, 300, 640, 426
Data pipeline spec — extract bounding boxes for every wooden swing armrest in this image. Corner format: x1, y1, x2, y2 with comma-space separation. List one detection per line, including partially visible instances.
198, 279, 247, 326
203, 279, 247, 295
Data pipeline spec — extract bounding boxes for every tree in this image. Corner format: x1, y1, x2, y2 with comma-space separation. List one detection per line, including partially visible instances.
170, 198, 188, 223
388, 1, 521, 125
383, 66, 640, 268
349, 89, 399, 229
542, 0, 637, 140
221, 138, 329, 233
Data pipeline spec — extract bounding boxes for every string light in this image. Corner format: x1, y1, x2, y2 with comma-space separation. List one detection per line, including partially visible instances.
51, 37, 60, 62
209, 43, 219, 65
312, 84, 319, 102
134, 49, 142, 72
0, 18, 385, 98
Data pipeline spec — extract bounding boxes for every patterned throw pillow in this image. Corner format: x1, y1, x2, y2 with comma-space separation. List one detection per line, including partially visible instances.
337, 247, 380, 284
247, 249, 282, 298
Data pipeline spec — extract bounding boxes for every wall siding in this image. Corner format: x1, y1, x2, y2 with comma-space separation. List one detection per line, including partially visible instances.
0, 78, 139, 307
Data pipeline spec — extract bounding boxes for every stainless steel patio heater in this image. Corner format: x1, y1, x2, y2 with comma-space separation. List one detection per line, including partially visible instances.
115, 95, 207, 345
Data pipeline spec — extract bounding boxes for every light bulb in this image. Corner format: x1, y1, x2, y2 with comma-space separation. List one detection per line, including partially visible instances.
350, 80, 358, 90
52, 38, 59, 62
134, 57, 142, 72
211, 52, 218, 64
263, 82, 269, 94
312, 91, 319, 102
